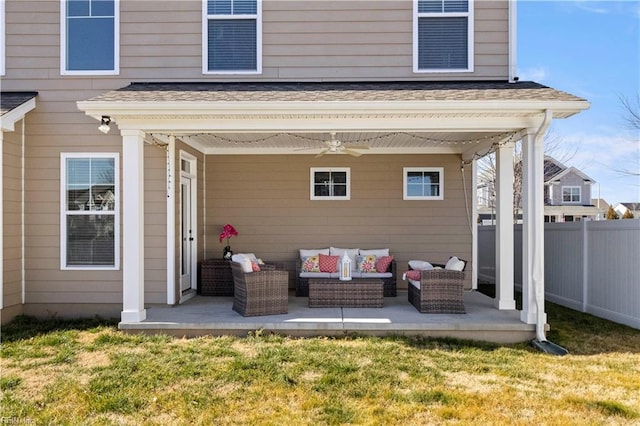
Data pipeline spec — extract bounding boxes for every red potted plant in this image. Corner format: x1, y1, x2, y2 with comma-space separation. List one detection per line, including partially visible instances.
219, 224, 238, 260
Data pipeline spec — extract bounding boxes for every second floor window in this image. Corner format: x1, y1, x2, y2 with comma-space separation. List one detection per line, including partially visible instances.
562, 186, 581, 203
414, 0, 473, 73
204, 0, 261, 73
62, 0, 118, 74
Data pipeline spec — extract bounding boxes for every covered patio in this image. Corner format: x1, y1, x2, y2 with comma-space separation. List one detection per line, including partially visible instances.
78, 81, 589, 343
120, 290, 534, 344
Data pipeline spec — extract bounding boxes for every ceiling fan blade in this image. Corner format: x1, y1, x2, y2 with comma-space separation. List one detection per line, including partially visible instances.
343, 149, 364, 157
294, 147, 322, 152
342, 145, 369, 150
315, 149, 329, 158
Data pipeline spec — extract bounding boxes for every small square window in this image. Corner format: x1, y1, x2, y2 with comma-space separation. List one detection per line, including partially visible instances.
311, 168, 350, 200
404, 167, 444, 200
562, 186, 581, 203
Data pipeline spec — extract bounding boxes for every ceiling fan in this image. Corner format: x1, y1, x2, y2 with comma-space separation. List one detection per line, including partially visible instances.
302, 133, 369, 158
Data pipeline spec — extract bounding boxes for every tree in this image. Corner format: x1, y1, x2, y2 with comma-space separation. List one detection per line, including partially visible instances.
615, 94, 640, 177
477, 129, 578, 222
606, 206, 619, 220
622, 209, 635, 219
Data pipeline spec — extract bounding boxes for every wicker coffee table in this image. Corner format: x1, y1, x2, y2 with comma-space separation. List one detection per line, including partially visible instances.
308, 278, 384, 308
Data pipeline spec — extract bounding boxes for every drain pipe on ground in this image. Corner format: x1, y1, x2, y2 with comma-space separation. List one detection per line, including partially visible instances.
531, 110, 568, 355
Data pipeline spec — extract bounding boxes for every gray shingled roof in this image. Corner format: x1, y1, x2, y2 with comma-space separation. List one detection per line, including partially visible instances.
1, 92, 38, 116
86, 81, 587, 103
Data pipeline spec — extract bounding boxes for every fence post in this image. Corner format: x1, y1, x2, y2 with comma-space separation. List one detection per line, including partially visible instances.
582, 219, 589, 313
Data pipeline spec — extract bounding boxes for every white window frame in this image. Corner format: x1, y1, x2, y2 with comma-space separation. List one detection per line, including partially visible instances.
1, 0, 5, 76
60, 0, 120, 75
412, 0, 474, 73
310, 167, 351, 201
202, 0, 262, 75
562, 186, 581, 204
403, 167, 444, 200
60, 153, 120, 270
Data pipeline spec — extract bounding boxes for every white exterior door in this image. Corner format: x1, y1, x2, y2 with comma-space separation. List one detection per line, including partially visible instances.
180, 175, 194, 292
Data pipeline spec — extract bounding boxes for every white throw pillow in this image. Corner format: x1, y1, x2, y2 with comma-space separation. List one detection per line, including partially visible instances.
408, 260, 434, 271
231, 254, 254, 273
299, 248, 330, 260
445, 256, 465, 271
330, 247, 360, 271
359, 248, 390, 257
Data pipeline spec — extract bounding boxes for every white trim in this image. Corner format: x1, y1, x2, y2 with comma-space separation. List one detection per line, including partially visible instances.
495, 143, 516, 310
60, 0, 120, 75
0, 0, 5, 76
471, 159, 478, 290
179, 150, 198, 302
508, 0, 517, 82
310, 167, 351, 201
202, 0, 262, 75
562, 186, 581, 203
166, 136, 176, 304
121, 130, 146, 322
413, 0, 474, 73
0, 98, 36, 132
60, 153, 120, 270
403, 167, 444, 200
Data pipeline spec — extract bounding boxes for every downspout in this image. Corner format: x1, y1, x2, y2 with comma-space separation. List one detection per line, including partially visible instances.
533, 110, 552, 343
508, 0, 518, 83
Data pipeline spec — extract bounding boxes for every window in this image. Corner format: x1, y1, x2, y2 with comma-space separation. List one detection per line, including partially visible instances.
61, 154, 119, 269
562, 186, 581, 203
404, 167, 444, 200
413, 0, 473, 72
61, 0, 119, 74
311, 168, 350, 200
204, 0, 261, 73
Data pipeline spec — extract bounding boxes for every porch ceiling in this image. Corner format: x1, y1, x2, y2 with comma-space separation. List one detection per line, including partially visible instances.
77, 81, 589, 158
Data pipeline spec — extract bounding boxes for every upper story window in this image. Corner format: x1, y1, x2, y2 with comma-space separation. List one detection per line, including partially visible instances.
204, 0, 262, 74
404, 167, 444, 200
61, 0, 119, 75
311, 168, 350, 200
562, 186, 581, 203
61, 153, 119, 270
413, 0, 474, 73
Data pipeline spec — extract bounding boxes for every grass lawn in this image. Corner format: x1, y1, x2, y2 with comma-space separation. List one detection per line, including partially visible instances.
1, 301, 639, 425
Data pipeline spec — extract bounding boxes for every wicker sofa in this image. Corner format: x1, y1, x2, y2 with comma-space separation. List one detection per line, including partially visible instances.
230, 260, 289, 317
295, 247, 397, 297
405, 258, 466, 314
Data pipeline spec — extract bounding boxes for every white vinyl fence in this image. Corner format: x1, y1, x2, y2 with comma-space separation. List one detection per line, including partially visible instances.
478, 220, 640, 329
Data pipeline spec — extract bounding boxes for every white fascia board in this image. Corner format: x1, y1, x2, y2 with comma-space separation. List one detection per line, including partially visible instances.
78, 99, 590, 120
0, 98, 36, 131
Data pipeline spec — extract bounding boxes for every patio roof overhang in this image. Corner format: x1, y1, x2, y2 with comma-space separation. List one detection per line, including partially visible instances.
77, 81, 589, 160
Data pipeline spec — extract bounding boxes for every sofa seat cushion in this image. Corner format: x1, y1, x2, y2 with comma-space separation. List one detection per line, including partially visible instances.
408, 279, 420, 288
351, 272, 392, 279
299, 272, 337, 279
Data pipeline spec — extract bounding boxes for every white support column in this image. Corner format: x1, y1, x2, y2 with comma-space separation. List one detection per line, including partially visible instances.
495, 142, 516, 310
166, 136, 176, 305
121, 130, 146, 322
521, 127, 548, 328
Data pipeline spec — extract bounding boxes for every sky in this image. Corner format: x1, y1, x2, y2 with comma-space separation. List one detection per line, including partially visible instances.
518, 0, 640, 205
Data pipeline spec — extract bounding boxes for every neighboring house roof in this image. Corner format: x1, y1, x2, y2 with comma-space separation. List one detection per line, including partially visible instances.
591, 198, 610, 211
543, 156, 595, 184
0, 92, 38, 131
87, 80, 586, 105
620, 202, 640, 210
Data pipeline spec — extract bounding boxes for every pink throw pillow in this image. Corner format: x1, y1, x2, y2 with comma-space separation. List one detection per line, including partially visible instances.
375, 255, 394, 273
405, 270, 421, 281
319, 254, 339, 273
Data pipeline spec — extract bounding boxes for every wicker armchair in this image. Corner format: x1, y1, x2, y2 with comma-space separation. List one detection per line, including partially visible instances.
230, 261, 289, 317
407, 264, 466, 314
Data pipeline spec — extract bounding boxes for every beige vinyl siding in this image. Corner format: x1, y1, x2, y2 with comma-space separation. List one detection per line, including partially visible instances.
2, 121, 24, 310
204, 153, 473, 289
5, 1, 508, 83
144, 144, 169, 304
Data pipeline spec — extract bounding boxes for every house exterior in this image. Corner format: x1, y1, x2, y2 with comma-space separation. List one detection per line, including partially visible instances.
614, 203, 640, 219
1, 0, 589, 338
478, 156, 604, 224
